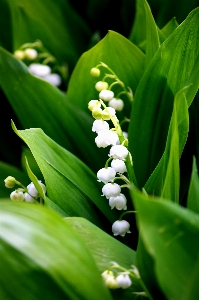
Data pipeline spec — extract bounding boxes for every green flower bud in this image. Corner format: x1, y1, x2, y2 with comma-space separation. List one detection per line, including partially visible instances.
95, 81, 109, 92
4, 176, 16, 188
90, 67, 100, 77
14, 50, 25, 60
92, 107, 103, 119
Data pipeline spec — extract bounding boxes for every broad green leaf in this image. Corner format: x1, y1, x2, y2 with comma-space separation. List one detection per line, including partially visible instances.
13, 125, 120, 228
183, 255, 199, 300
130, 0, 159, 68
187, 157, 199, 214
132, 189, 199, 300
0, 47, 105, 172
0, 201, 113, 300
161, 96, 180, 202
128, 8, 199, 188
129, 0, 146, 46
67, 30, 145, 116
65, 217, 146, 300
135, 239, 166, 300
145, 87, 189, 197
65, 217, 136, 271
0, 161, 29, 198
7, 0, 91, 67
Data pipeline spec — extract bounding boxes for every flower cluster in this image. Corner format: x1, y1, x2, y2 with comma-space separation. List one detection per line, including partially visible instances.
14, 40, 68, 87
101, 263, 144, 293
4, 176, 46, 203
89, 63, 133, 237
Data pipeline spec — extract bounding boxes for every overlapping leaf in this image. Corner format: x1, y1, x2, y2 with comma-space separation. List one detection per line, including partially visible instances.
13, 124, 120, 228
128, 7, 199, 188
0, 201, 113, 300
132, 190, 199, 300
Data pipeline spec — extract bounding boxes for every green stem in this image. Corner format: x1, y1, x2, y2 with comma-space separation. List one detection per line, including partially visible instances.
119, 210, 137, 220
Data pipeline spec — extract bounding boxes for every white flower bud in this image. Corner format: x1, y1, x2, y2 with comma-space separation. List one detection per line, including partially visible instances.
29, 63, 51, 77
44, 73, 62, 86
24, 48, 38, 60
108, 98, 124, 111
115, 274, 132, 289
109, 145, 128, 160
111, 159, 127, 173
97, 167, 116, 184
10, 190, 24, 202
27, 181, 46, 198
14, 50, 25, 60
95, 81, 108, 92
99, 90, 114, 101
88, 100, 101, 111
95, 130, 119, 148
112, 220, 131, 236
90, 68, 100, 77
102, 107, 116, 120
24, 192, 36, 203
4, 176, 16, 188
109, 193, 127, 210
102, 183, 121, 199
92, 119, 109, 133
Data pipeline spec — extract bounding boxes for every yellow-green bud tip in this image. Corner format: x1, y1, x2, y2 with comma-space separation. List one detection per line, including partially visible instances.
90, 67, 100, 77
14, 50, 25, 60
4, 176, 16, 188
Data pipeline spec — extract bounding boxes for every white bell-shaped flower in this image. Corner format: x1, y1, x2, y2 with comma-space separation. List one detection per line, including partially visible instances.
97, 167, 116, 184
108, 98, 124, 111
102, 183, 121, 199
92, 120, 109, 133
88, 100, 101, 111
95, 81, 108, 92
99, 89, 114, 101
24, 192, 36, 203
115, 274, 132, 289
109, 145, 128, 160
109, 193, 127, 210
29, 63, 51, 77
101, 270, 118, 289
10, 190, 24, 202
95, 130, 119, 148
111, 159, 127, 173
112, 220, 131, 236
44, 73, 62, 86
